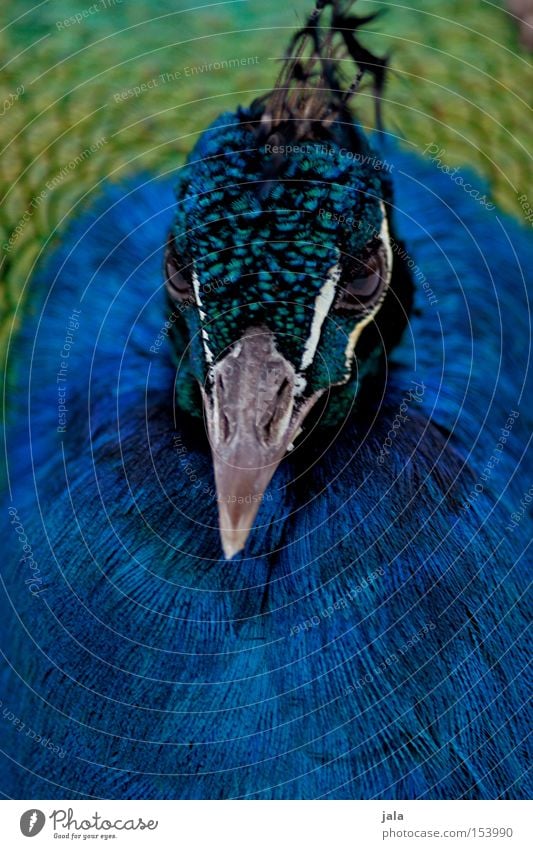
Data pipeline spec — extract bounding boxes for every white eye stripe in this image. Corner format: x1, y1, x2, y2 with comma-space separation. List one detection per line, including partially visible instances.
378, 200, 393, 283
192, 268, 214, 365
299, 261, 341, 373
191, 268, 205, 320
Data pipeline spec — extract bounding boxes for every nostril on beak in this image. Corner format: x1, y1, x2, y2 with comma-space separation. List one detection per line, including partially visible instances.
257, 375, 294, 447
213, 370, 236, 446
221, 410, 231, 443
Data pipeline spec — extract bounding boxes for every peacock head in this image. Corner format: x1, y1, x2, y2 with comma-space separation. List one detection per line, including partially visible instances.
165, 0, 411, 558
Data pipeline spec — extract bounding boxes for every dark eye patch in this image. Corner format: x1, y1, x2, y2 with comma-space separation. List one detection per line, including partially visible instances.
334, 241, 389, 315
164, 233, 194, 304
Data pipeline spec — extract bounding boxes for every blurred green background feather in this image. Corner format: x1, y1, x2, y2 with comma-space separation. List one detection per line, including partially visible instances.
0, 0, 531, 362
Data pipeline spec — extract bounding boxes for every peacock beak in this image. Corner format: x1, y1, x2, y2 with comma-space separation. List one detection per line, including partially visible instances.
201, 326, 322, 559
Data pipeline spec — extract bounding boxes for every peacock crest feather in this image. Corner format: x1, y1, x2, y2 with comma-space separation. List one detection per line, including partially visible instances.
252, 0, 388, 142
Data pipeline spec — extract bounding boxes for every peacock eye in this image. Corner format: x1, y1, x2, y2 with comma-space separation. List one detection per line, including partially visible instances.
164, 235, 194, 304
334, 242, 389, 315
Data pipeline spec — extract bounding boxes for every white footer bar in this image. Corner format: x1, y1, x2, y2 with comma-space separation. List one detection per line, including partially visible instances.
2, 799, 531, 848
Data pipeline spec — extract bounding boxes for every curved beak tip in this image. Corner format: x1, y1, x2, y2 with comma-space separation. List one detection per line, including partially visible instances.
220, 527, 251, 560
216, 487, 269, 560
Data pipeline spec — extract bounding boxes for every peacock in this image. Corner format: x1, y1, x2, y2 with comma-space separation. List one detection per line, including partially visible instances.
1, 0, 531, 800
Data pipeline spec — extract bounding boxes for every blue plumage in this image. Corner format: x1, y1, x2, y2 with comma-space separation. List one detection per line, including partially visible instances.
1, 134, 531, 798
